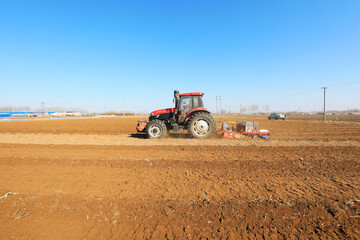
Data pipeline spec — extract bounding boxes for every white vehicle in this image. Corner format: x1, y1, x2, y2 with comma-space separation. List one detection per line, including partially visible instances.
268, 113, 286, 120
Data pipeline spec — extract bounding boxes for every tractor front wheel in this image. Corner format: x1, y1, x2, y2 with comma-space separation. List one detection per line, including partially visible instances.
146, 120, 167, 138
188, 113, 216, 139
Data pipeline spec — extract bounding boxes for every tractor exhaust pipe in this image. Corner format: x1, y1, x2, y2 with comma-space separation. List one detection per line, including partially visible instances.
174, 90, 180, 115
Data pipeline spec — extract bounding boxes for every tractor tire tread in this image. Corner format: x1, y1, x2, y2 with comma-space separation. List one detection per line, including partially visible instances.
187, 112, 216, 139
145, 119, 167, 138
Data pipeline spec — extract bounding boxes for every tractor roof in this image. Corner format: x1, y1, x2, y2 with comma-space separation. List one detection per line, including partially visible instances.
179, 92, 204, 97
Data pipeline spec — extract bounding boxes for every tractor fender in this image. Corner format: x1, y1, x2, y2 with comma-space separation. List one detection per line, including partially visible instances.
184, 108, 211, 124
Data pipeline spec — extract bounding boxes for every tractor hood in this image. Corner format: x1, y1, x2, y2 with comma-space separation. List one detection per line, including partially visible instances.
150, 108, 175, 117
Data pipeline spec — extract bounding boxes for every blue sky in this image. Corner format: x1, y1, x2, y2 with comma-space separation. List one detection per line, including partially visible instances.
1, 0, 359, 113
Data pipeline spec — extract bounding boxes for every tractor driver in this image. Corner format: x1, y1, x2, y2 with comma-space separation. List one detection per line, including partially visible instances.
180, 97, 192, 119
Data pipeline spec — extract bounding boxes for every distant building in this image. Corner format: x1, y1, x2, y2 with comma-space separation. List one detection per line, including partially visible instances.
65, 111, 81, 117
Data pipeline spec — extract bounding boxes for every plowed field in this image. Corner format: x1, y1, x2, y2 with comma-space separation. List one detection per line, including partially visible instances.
0, 116, 359, 239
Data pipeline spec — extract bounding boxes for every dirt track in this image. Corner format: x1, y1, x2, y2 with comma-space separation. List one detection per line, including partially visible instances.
0, 116, 359, 239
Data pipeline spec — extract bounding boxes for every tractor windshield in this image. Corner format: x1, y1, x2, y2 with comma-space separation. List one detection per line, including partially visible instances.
180, 97, 192, 110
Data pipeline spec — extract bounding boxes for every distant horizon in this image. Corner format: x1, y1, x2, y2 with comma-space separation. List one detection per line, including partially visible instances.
0, 104, 359, 115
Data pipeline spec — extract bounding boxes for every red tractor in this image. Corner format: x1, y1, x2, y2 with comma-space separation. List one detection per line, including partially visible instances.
136, 90, 217, 139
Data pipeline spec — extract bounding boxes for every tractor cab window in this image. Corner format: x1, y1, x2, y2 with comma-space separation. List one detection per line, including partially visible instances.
180, 97, 192, 109
193, 96, 204, 108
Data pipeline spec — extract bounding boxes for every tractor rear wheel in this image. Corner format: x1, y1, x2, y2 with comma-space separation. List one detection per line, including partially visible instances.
146, 120, 167, 138
188, 113, 216, 139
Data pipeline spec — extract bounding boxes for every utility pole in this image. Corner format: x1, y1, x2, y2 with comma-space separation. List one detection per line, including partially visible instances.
123, 98, 125, 117
321, 87, 328, 122
216, 96, 218, 115
41, 102, 45, 113
219, 96, 222, 115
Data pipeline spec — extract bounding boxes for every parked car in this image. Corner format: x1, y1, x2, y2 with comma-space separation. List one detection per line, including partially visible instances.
268, 113, 286, 120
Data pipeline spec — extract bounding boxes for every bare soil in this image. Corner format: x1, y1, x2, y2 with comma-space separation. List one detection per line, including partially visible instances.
0, 116, 359, 239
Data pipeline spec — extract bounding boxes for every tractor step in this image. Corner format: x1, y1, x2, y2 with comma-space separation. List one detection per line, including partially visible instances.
172, 124, 184, 132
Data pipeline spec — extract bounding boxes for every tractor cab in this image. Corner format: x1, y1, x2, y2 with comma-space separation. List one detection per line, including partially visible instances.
174, 91, 205, 123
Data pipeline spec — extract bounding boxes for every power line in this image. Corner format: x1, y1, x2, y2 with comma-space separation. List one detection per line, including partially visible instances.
260, 80, 359, 103
327, 80, 359, 88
